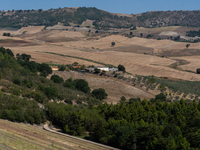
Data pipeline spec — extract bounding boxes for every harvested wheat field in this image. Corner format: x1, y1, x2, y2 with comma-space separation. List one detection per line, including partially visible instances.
9, 44, 200, 81
171, 56, 200, 72
0, 119, 111, 150
2, 27, 200, 82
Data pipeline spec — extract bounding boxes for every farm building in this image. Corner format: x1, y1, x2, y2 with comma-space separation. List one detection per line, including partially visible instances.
94, 66, 109, 71
51, 66, 59, 71
109, 68, 118, 71
72, 66, 82, 69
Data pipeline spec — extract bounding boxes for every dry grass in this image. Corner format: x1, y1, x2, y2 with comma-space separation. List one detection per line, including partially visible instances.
53, 71, 154, 104
0, 119, 109, 150
81, 19, 95, 27
2, 27, 200, 82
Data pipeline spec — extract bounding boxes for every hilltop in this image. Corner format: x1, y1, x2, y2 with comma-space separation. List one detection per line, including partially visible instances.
1, 7, 200, 29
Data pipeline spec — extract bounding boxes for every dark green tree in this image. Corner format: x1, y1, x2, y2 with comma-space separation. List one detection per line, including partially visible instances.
58, 65, 66, 71
92, 88, 108, 100
94, 68, 101, 74
121, 96, 126, 102
186, 44, 190, 48
50, 74, 64, 84
111, 42, 115, 46
118, 64, 125, 73
74, 79, 90, 93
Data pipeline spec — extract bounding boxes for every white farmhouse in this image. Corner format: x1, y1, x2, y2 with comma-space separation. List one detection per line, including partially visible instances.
94, 66, 109, 71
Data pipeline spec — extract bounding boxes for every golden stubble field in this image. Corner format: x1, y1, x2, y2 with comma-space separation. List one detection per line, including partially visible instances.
1, 26, 200, 101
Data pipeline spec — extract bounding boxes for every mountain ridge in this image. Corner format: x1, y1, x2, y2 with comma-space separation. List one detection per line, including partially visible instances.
0, 7, 200, 29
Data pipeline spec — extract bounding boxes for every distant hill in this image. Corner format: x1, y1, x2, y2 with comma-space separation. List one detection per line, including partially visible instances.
0, 7, 200, 29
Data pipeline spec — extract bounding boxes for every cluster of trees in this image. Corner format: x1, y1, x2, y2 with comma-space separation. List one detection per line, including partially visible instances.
0, 7, 134, 29
0, 47, 102, 106
186, 30, 200, 37
0, 46, 14, 57
0, 93, 45, 124
16, 53, 52, 77
63, 78, 107, 100
45, 97, 200, 149
2, 33, 11, 37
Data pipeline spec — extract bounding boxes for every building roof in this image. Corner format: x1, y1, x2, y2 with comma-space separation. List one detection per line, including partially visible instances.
72, 66, 82, 69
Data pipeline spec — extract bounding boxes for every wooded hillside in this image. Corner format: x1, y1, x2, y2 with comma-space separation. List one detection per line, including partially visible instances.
0, 7, 200, 29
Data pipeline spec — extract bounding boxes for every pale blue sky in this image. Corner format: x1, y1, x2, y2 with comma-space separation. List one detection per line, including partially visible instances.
1, 0, 199, 14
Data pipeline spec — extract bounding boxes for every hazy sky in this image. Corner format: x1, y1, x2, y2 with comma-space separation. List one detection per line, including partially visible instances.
1, 0, 200, 14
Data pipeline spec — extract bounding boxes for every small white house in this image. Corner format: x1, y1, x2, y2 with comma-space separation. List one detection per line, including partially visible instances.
94, 66, 109, 71
109, 68, 118, 71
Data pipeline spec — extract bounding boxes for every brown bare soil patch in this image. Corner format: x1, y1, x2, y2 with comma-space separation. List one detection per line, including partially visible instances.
106, 44, 154, 54
162, 49, 200, 57
0, 39, 38, 47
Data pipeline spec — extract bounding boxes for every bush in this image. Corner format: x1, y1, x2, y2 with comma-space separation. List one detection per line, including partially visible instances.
111, 42, 115, 46
51, 75, 64, 84
12, 77, 21, 85
38, 63, 52, 77
159, 84, 166, 92
121, 96, 126, 102
118, 64, 125, 73
155, 93, 166, 102
94, 68, 101, 74
77, 99, 82, 104
129, 98, 141, 103
44, 86, 58, 99
65, 98, 73, 105
63, 78, 75, 89
12, 88, 20, 96
92, 88, 108, 100
32, 92, 45, 103
74, 79, 90, 93
150, 77, 156, 83
197, 68, 200, 74
58, 65, 66, 71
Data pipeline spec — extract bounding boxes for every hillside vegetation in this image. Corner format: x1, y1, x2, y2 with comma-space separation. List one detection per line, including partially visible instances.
1, 7, 200, 29
1, 46, 200, 149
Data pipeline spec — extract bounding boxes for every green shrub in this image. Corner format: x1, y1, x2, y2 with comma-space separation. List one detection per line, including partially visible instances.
51, 74, 64, 84
12, 77, 21, 85
74, 79, 90, 93
92, 88, 108, 100
44, 86, 58, 99
32, 91, 45, 103
120, 96, 126, 102
65, 99, 73, 105
12, 88, 20, 96
77, 99, 82, 104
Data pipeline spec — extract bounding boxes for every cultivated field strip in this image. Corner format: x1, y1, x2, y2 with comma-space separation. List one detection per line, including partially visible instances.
0, 119, 118, 150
